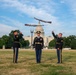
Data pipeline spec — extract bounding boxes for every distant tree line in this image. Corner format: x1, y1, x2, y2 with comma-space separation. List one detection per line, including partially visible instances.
49, 35, 76, 49
0, 30, 29, 49
0, 30, 76, 49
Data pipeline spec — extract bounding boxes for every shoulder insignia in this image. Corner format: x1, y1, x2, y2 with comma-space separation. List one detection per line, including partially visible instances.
40, 38, 42, 40
40, 37, 43, 40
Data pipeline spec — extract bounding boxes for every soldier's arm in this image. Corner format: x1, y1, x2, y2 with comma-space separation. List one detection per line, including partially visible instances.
32, 37, 36, 48
52, 31, 57, 39
42, 38, 44, 49
18, 33, 23, 39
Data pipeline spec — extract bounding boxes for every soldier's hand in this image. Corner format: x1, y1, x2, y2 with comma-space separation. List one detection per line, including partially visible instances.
33, 46, 35, 49
20, 32, 22, 34
52, 31, 54, 33
57, 48, 60, 50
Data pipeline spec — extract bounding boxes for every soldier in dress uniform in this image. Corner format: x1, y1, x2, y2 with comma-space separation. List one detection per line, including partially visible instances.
13, 31, 23, 63
52, 31, 63, 63
33, 31, 44, 63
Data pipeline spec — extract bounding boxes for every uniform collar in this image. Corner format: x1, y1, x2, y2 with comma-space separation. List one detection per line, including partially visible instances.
37, 36, 40, 38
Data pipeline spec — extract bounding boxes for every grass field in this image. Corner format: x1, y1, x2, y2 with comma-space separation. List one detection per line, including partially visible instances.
0, 49, 76, 75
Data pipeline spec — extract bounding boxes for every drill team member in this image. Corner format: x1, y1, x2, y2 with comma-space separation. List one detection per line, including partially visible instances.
33, 31, 44, 63
52, 31, 63, 63
13, 31, 23, 63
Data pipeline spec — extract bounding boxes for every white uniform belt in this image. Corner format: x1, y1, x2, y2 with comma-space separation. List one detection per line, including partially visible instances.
35, 42, 42, 45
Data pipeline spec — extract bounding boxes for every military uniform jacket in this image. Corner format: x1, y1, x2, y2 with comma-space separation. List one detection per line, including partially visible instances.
13, 34, 23, 48
33, 37, 44, 50
52, 32, 63, 49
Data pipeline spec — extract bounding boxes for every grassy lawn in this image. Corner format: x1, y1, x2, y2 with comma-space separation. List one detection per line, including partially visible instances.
0, 49, 76, 75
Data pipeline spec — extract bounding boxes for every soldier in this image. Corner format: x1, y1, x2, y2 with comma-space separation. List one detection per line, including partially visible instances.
13, 31, 23, 63
52, 31, 63, 63
33, 31, 44, 63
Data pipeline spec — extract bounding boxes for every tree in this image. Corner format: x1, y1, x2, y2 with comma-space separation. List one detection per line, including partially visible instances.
0, 38, 4, 48
9, 30, 29, 48
70, 39, 76, 49
20, 38, 29, 48
25, 40, 29, 47
63, 37, 71, 48
0, 30, 30, 49
1, 35, 10, 48
49, 39, 55, 48
48, 35, 76, 49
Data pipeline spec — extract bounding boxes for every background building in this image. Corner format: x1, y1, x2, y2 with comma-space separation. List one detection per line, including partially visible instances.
24, 23, 53, 48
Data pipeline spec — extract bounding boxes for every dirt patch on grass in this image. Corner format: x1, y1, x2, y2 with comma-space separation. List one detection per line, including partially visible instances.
9, 69, 31, 75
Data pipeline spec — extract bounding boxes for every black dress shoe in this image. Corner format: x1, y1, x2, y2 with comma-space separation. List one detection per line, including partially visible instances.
37, 61, 41, 63
57, 62, 60, 64
15, 61, 17, 63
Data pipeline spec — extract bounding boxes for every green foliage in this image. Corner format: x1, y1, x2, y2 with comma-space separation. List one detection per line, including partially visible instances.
63, 35, 76, 49
0, 35, 10, 48
63, 37, 71, 47
0, 30, 30, 49
20, 39, 29, 48
49, 39, 55, 48
64, 35, 76, 47
70, 39, 76, 49
0, 38, 4, 48
49, 35, 76, 49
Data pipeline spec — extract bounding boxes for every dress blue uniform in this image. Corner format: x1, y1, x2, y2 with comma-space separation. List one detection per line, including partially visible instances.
33, 31, 44, 63
52, 32, 63, 63
13, 32, 23, 63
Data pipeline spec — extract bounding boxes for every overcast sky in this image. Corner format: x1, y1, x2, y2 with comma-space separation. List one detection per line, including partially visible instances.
0, 0, 76, 37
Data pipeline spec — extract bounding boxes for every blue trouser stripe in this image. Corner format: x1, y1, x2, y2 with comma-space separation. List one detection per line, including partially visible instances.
35, 49, 42, 63
57, 49, 60, 63
13, 47, 19, 63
